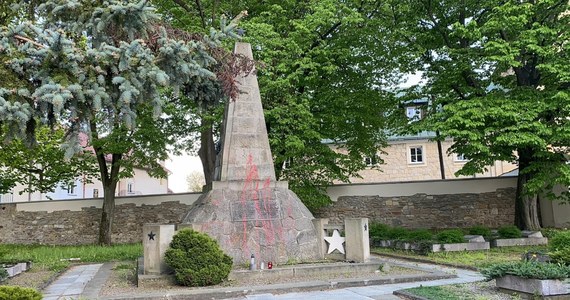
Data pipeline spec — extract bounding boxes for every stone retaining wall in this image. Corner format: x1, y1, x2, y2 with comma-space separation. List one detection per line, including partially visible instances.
315, 188, 516, 229
0, 201, 191, 245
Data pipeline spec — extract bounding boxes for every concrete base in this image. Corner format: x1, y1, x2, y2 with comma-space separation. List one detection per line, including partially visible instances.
3, 262, 31, 278
496, 275, 569, 296
181, 183, 320, 266
492, 238, 548, 247
372, 240, 490, 252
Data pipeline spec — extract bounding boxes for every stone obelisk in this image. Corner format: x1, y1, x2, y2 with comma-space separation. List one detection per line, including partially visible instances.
182, 42, 320, 265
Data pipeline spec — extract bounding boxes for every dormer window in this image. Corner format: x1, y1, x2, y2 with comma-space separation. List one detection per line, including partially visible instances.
406, 106, 422, 120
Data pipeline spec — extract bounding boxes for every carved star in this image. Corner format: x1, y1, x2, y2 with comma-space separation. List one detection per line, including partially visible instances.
324, 229, 345, 254
364, 223, 368, 231
148, 231, 156, 241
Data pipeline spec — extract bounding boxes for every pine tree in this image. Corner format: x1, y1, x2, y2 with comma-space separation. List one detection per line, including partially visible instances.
0, 0, 238, 245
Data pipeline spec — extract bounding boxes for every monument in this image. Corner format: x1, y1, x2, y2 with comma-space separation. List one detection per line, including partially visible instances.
181, 42, 320, 265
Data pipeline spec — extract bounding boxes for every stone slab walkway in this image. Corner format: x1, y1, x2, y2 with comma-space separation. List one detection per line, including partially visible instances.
42, 263, 103, 300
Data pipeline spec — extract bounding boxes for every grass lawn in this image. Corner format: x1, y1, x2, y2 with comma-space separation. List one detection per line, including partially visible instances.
0, 243, 142, 289
372, 245, 548, 269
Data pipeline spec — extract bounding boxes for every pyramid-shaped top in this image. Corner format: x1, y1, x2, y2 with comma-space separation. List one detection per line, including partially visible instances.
218, 42, 276, 182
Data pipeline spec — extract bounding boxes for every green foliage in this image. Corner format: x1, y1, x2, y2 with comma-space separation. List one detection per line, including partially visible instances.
387, 227, 411, 241
0, 243, 141, 272
154, 0, 403, 212
435, 230, 464, 244
0, 126, 98, 195
541, 228, 564, 239
498, 225, 522, 239
468, 226, 492, 239
481, 261, 570, 281
392, 0, 570, 230
549, 230, 570, 251
408, 229, 434, 241
369, 223, 391, 240
0, 286, 42, 300
402, 285, 467, 300
165, 229, 232, 287
0, 267, 7, 282
548, 231, 570, 265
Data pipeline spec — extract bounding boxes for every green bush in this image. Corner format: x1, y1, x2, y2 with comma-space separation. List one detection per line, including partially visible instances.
481, 261, 570, 281
497, 225, 522, 239
369, 223, 391, 240
407, 229, 433, 241
387, 227, 411, 240
0, 267, 7, 282
0, 286, 42, 300
468, 225, 492, 238
541, 228, 564, 239
436, 229, 464, 244
164, 229, 233, 287
549, 231, 570, 265
549, 230, 570, 251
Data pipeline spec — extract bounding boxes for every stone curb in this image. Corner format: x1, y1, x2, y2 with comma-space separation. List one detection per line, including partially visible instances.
393, 289, 431, 300
99, 272, 456, 300
373, 252, 479, 271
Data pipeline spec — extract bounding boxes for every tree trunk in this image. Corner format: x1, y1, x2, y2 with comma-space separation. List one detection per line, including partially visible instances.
98, 182, 117, 245
435, 131, 446, 180
514, 149, 541, 230
198, 120, 216, 186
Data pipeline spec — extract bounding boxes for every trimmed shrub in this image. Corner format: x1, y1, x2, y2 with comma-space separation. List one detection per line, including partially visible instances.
468, 225, 492, 238
481, 261, 570, 281
549, 230, 570, 251
435, 229, 464, 244
0, 286, 42, 300
387, 227, 410, 241
408, 229, 433, 241
369, 223, 391, 240
549, 231, 570, 265
165, 229, 233, 287
497, 225, 522, 239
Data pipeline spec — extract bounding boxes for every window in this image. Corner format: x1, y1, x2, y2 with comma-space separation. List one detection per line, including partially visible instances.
455, 153, 469, 162
127, 183, 134, 194
364, 155, 378, 167
406, 106, 422, 120
409, 146, 424, 163
66, 184, 76, 195
93, 189, 99, 198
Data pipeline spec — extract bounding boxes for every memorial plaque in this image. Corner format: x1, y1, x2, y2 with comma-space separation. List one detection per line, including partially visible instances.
231, 199, 281, 221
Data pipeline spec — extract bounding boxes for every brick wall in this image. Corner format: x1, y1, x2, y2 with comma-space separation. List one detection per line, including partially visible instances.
315, 188, 516, 229
0, 200, 193, 245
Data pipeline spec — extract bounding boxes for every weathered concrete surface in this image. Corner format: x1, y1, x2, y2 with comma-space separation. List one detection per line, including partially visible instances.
496, 275, 569, 296
182, 42, 319, 265
491, 237, 548, 247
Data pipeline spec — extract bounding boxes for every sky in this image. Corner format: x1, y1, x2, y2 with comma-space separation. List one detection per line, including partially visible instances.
165, 154, 203, 193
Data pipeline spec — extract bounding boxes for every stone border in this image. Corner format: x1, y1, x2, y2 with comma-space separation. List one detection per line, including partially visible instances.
372, 240, 490, 253
491, 237, 548, 247
2, 262, 32, 278
496, 275, 569, 296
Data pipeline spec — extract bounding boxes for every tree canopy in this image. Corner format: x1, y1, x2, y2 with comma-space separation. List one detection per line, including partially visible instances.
393, 0, 570, 229
0, 0, 240, 244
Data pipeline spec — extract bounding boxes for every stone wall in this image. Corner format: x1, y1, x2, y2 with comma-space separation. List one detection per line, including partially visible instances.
315, 188, 516, 229
0, 201, 192, 245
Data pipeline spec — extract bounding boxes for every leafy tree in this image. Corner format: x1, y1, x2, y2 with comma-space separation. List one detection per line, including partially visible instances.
0, 0, 238, 244
392, 0, 570, 229
155, 0, 403, 211
0, 126, 98, 198
186, 170, 205, 192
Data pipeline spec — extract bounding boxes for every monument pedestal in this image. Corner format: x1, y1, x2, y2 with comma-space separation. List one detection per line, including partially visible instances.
142, 224, 175, 275
183, 181, 319, 265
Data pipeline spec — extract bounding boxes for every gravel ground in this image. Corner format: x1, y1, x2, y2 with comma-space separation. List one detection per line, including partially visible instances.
1, 267, 58, 290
